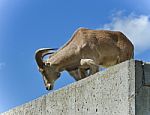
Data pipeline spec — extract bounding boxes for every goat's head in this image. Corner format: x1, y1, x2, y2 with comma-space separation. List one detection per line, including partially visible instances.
35, 48, 60, 90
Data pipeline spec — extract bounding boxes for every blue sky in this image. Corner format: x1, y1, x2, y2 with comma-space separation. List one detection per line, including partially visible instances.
0, 0, 150, 113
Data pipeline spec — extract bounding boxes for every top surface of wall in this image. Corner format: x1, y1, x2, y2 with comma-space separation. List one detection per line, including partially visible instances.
1, 60, 150, 115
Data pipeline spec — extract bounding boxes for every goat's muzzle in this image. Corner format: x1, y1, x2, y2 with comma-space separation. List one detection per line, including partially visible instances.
46, 83, 53, 90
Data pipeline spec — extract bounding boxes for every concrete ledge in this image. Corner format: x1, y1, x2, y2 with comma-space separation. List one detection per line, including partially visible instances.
1, 60, 150, 115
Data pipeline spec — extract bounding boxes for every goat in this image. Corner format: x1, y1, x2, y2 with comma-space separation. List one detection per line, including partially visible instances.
35, 28, 134, 90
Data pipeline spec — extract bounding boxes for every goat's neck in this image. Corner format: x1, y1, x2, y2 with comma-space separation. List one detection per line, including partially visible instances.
48, 48, 80, 71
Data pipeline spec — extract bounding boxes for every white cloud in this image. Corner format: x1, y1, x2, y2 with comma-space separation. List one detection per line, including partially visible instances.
101, 12, 150, 54
0, 62, 5, 70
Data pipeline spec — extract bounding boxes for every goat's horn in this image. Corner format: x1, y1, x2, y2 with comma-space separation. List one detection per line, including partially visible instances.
42, 52, 55, 58
35, 48, 56, 68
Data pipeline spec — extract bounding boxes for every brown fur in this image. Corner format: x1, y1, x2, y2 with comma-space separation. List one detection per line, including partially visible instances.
48, 28, 134, 70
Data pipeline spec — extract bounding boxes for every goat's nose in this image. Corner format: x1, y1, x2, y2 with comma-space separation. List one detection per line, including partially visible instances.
46, 84, 53, 90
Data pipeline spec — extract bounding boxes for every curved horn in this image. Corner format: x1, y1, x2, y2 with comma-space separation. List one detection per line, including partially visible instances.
42, 52, 54, 58
35, 48, 57, 68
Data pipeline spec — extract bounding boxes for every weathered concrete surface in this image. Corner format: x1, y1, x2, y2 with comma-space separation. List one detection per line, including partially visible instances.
143, 62, 150, 86
1, 60, 150, 115
135, 61, 150, 115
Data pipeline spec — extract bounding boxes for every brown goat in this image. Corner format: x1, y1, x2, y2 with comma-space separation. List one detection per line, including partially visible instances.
35, 28, 134, 90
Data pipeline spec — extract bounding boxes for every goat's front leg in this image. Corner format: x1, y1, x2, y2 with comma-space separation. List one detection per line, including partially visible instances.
80, 59, 99, 75
68, 59, 99, 80
68, 69, 80, 81
68, 68, 88, 81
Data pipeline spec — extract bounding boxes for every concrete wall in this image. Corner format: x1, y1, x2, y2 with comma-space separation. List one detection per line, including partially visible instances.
135, 61, 150, 115
1, 60, 150, 115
